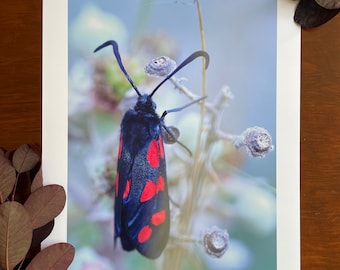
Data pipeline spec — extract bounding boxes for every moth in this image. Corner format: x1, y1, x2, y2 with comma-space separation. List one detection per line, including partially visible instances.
94, 40, 209, 258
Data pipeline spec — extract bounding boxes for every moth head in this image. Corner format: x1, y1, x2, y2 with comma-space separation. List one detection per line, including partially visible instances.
135, 94, 157, 113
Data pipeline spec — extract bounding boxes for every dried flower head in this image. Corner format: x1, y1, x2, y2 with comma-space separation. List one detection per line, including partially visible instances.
238, 126, 274, 158
163, 125, 180, 144
144, 56, 177, 77
202, 226, 229, 258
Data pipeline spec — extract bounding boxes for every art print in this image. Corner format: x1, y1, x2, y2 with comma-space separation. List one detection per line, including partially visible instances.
43, 1, 300, 269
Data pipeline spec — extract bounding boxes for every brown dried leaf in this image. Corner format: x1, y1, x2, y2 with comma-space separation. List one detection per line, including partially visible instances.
26, 243, 75, 270
4, 149, 14, 160
0, 201, 33, 270
12, 144, 40, 173
28, 220, 55, 260
24, 185, 66, 229
0, 156, 16, 201
31, 166, 43, 192
316, 0, 340, 9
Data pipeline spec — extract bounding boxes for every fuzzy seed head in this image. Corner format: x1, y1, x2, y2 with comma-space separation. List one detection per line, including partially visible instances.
203, 226, 229, 258
240, 126, 274, 158
144, 56, 177, 77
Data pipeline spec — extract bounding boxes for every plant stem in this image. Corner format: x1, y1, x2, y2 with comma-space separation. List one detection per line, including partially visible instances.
196, 0, 207, 95
164, 1, 208, 269
195, 0, 207, 153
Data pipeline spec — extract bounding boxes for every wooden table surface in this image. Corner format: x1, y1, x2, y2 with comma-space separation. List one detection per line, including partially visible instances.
1, 1, 339, 269
0, 1, 42, 149
301, 13, 340, 270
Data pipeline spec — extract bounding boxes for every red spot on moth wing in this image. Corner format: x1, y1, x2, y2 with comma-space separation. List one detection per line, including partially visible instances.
140, 176, 165, 202
138, 225, 153, 243
140, 180, 156, 202
118, 134, 123, 159
159, 135, 165, 158
156, 176, 165, 192
147, 139, 160, 168
151, 210, 166, 226
123, 179, 131, 199
115, 173, 119, 196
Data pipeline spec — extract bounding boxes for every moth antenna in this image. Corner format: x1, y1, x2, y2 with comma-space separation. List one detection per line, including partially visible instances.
150, 50, 209, 97
94, 40, 142, 96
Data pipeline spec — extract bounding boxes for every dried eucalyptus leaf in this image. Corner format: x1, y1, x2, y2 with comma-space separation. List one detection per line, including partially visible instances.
24, 185, 66, 229
294, 0, 340, 28
0, 156, 16, 201
29, 220, 55, 260
26, 243, 75, 270
0, 201, 33, 270
316, 0, 340, 9
31, 166, 43, 192
12, 144, 40, 173
5, 150, 14, 160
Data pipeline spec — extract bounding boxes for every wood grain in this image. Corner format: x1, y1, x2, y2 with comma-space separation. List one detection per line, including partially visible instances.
301, 15, 340, 270
0, 1, 42, 150
1, 1, 340, 269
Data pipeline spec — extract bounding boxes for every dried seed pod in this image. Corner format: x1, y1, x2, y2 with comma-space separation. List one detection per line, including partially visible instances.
234, 126, 274, 158
202, 226, 229, 258
243, 126, 274, 158
144, 56, 177, 77
162, 126, 180, 144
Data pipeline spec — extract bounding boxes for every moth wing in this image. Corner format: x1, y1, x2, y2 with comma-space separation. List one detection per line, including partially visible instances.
124, 137, 170, 258
115, 134, 135, 250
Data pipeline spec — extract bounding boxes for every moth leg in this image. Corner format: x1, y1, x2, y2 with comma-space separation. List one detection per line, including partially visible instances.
160, 96, 207, 155
160, 96, 206, 119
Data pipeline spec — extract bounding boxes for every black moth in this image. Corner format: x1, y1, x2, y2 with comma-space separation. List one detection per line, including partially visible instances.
94, 40, 209, 258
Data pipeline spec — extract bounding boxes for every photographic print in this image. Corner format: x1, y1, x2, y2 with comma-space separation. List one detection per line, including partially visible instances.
43, 0, 300, 269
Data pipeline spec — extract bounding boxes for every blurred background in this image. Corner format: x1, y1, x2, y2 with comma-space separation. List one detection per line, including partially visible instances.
68, 1, 277, 269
